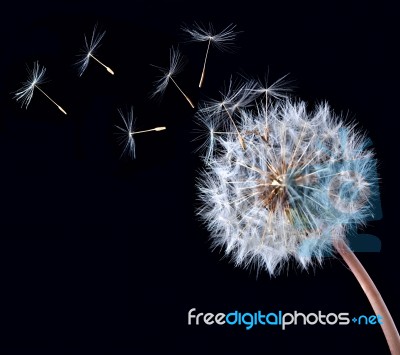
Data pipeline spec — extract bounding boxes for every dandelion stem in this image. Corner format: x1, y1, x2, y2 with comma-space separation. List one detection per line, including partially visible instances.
334, 239, 400, 355
169, 76, 195, 108
131, 127, 166, 135
199, 38, 211, 88
89, 54, 114, 75
35, 86, 67, 115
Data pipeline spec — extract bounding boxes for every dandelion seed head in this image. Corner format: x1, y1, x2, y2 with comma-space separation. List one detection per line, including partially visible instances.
196, 84, 378, 276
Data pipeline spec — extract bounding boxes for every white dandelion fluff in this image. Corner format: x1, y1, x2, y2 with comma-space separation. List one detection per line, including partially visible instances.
197, 78, 260, 150
246, 74, 292, 115
76, 24, 114, 76
13, 61, 67, 115
116, 107, 137, 159
182, 22, 239, 87
115, 107, 166, 159
197, 94, 376, 274
150, 47, 194, 108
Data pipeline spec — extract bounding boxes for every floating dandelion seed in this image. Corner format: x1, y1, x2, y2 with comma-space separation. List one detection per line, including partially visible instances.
151, 47, 194, 108
182, 22, 239, 87
13, 61, 67, 115
196, 79, 400, 354
76, 24, 114, 76
115, 107, 166, 159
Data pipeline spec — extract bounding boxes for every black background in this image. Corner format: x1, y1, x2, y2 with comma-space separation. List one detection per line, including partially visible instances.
1, 1, 398, 354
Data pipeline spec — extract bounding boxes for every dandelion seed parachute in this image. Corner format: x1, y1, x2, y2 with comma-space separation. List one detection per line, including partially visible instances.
116, 107, 137, 159
13, 61, 67, 115
115, 107, 166, 159
182, 22, 239, 87
13, 61, 46, 108
150, 47, 194, 108
182, 22, 238, 51
76, 24, 114, 76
